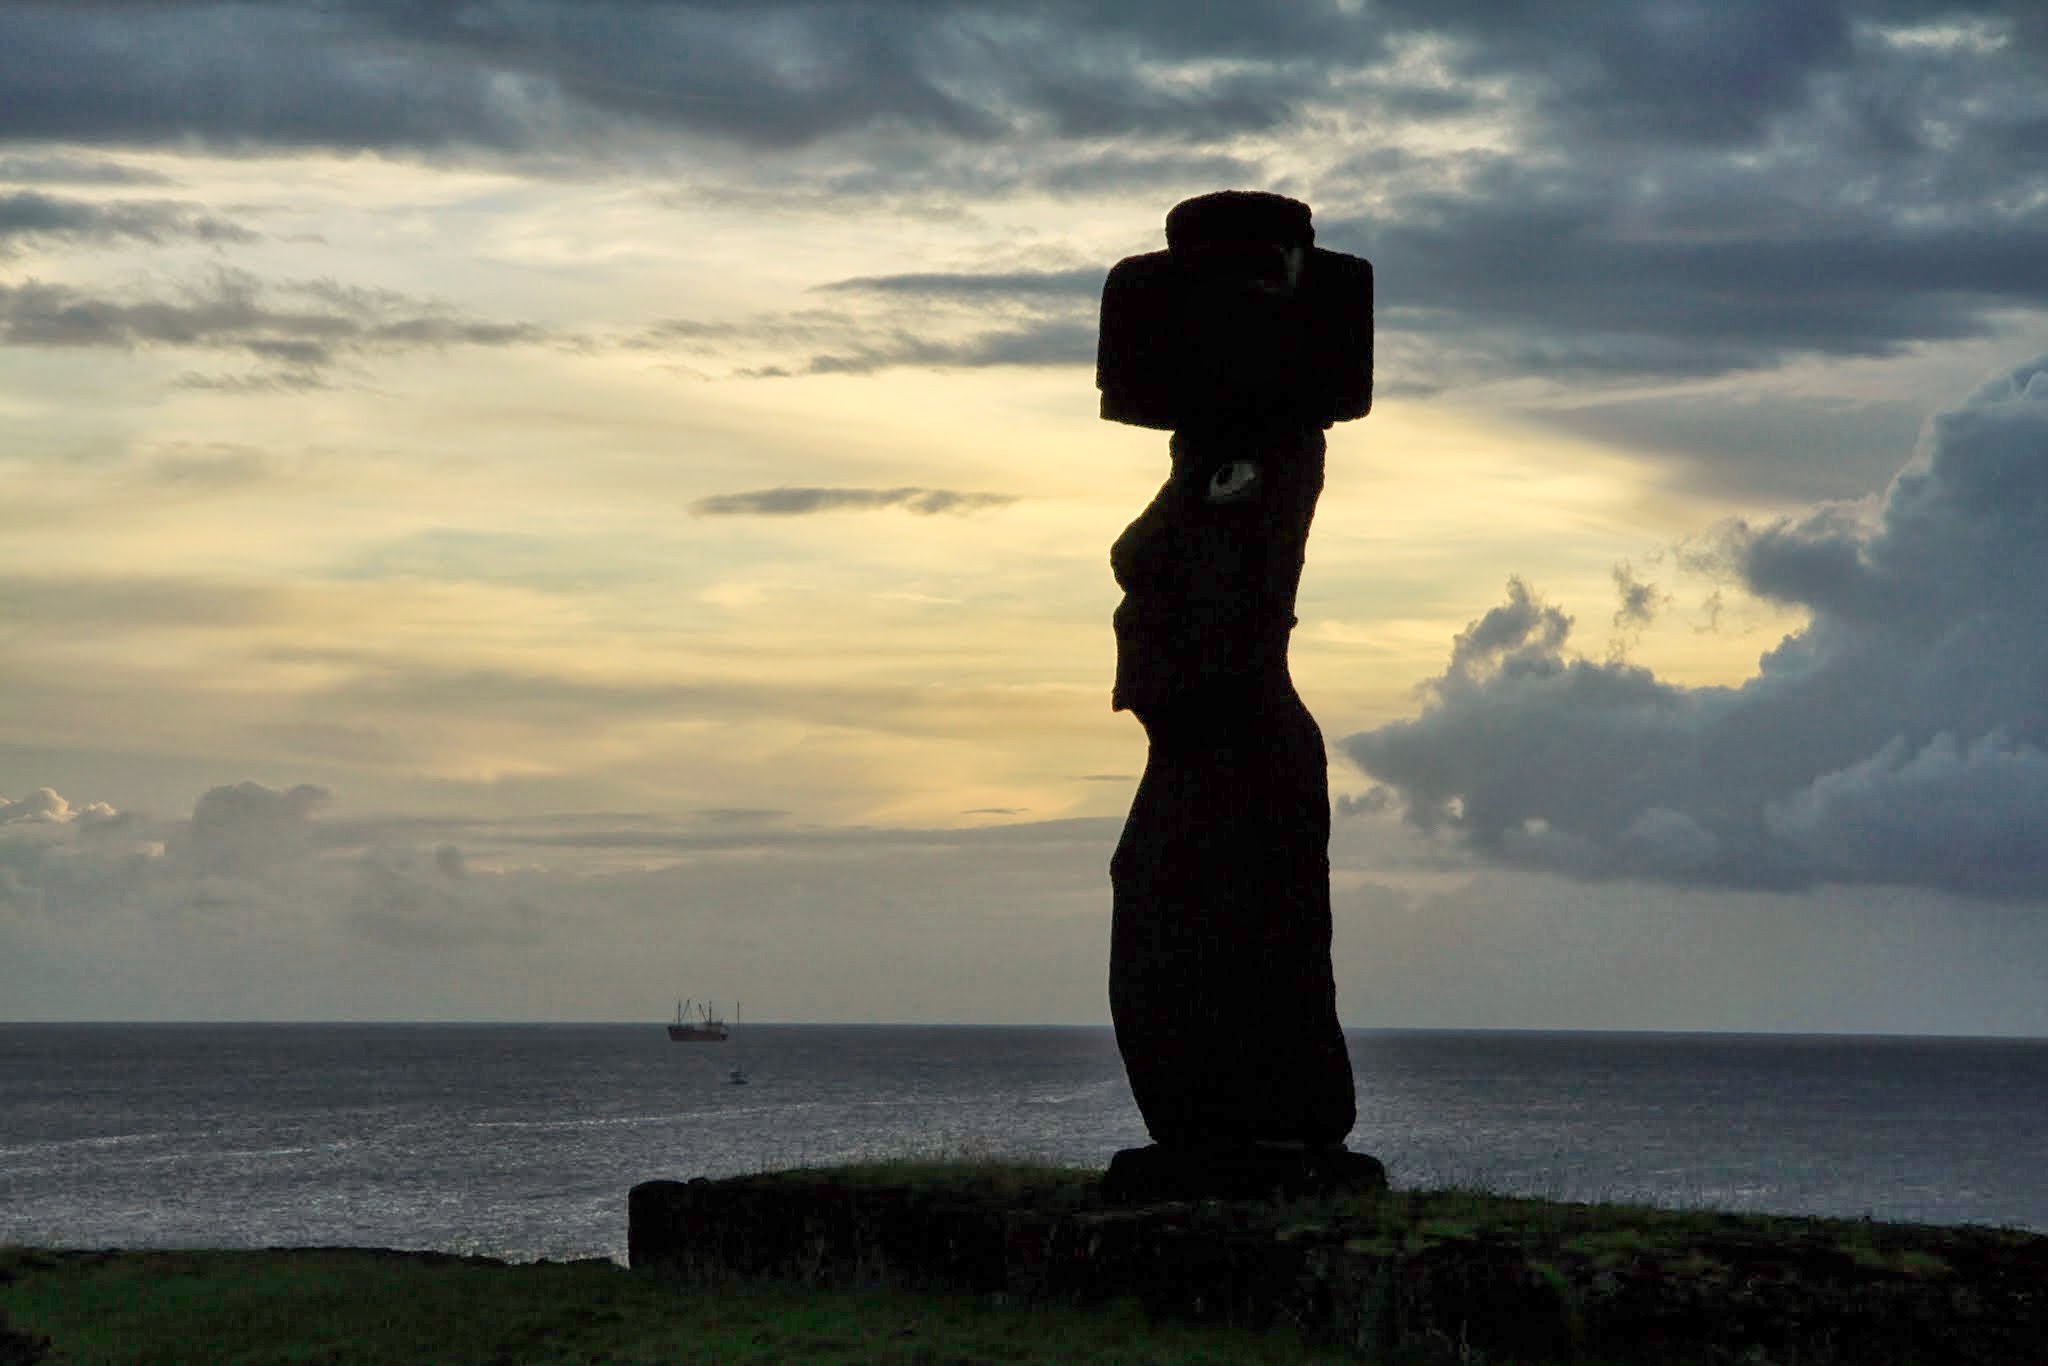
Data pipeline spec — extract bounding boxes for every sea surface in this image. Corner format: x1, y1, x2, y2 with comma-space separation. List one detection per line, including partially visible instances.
4, 1024, 2045, 1264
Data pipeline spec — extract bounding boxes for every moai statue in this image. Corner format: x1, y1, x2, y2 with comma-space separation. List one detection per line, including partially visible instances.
1096, 191, 1385, 1202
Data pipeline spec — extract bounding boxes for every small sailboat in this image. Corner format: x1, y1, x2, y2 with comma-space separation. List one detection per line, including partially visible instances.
726, 1002, 748, 1083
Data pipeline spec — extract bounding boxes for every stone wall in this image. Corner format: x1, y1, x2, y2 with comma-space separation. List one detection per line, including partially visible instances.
629, 1169, 2048, 1363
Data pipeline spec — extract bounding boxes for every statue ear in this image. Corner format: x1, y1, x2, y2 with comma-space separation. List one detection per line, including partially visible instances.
1205, 459, 1261, 505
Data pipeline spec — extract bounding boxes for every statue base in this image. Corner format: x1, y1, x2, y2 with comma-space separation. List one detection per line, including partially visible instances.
1101, 1143, 1387, 1206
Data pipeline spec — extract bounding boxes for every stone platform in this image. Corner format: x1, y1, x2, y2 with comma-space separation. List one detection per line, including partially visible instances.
626, 1164, 2048, 1364
1100, 1144, 1386, 1205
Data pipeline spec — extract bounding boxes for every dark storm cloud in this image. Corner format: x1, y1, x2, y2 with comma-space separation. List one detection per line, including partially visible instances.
1342, 356, 2048, 899
1308, 5, 2047, 387
691, 486, 1015, 516
5, 1, 2046, 393
0, 4, 543, 153
0, 1, 1912, 161
0, 271, 544, 374
1320, 154, 2048, 388
0, 0, 1373, 154
1365, 0, 1855, 145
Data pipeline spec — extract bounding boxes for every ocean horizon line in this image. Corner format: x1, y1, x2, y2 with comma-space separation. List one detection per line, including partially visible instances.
7, 1019, 2046, 1043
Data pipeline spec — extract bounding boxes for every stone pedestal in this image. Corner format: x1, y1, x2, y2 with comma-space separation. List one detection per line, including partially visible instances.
1101, 1144, 1387, 1206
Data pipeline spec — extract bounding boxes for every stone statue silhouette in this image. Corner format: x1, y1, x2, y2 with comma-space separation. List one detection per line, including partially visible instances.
1096, 191, 1384, 1199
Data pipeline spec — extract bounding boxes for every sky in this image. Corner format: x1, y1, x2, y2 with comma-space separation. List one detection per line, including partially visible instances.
4, 0, 2048, 1032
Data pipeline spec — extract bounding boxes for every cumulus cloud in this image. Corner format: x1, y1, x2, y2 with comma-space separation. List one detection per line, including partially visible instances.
1342, 355, 2048, 899
0, 781, 525, 946
1, 788, 142, 915
691, 486, 1016, 516
172, 781, 330, 879
3, 788, 81, 825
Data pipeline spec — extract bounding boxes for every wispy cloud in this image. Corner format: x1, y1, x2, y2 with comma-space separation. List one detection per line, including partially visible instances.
0, 270, 546, 383
0, 153, 174, 186
817, 268, 1103, 300
690, 486, 1016, 516
0, 190, 255, 253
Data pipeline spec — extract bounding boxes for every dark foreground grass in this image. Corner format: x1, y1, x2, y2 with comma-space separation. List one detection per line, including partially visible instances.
0, 1245, 1348, 1365
12, 1162, 2046, 1364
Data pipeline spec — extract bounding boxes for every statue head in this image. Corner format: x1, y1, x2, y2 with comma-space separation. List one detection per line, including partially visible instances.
1109, 426, 1326, 720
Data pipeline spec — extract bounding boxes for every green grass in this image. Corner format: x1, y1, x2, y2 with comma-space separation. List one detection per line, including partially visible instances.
0, 1246, 1354, 1365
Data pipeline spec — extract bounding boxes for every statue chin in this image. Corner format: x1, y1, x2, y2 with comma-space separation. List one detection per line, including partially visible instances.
1108, 605, 1183, 716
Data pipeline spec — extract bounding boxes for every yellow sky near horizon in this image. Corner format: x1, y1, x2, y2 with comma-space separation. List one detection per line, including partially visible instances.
2, 139, 1825, 842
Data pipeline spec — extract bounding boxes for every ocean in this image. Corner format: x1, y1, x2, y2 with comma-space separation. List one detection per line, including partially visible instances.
4, 1024, 2045, 1264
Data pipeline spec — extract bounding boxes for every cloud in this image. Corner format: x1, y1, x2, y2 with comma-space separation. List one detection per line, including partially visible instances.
0, 2, 1374, 156
1, 787, 143, 916
1522, 389, 1929, 503
1342, 355, 2048, 899
2, 787, 117, 827
0, 270, 545, 379
10, 3, 2040, 393
0, 153, 174, 186
0, 779, 1122, 1021
1368, 0, 1855, 147
1611, 561, 1666, 636
639, 264, 1100, 379
0, 189, 258, 254
1322, 153, 2048, 386
818, 268, 1104, 301
172, 369, 335, 394
691, 486, 1016, 516
0, 573, 291, 631
0, 780, 526, 948
172, 781, 330, 879
1306, 13, 2048, 386
790, 320, 1096, 375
